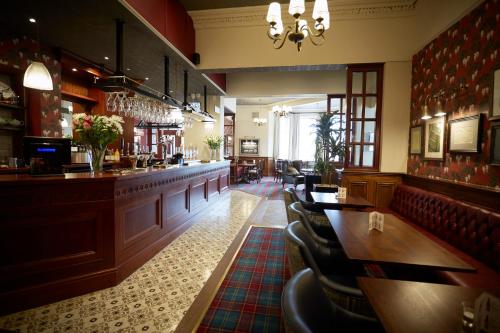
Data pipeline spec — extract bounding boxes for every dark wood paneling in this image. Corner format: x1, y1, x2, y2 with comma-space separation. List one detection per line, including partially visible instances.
191, 180, 208, 209
349, 181, 368, 199
121, 195, 162, 247
375, 182, 397, 208
208, 176, 219, 198
402, 174, 500, 213
220, 173, 229, 192
0, 161, 230, 315
341, 171, 403, 208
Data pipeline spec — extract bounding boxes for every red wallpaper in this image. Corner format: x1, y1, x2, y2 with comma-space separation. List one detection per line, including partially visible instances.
125, 0, 195, 61
408, 0, 500, 189
0, 37, 62, 137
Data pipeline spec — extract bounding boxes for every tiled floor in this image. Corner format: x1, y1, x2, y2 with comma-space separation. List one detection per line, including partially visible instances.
0, 190, 287, 333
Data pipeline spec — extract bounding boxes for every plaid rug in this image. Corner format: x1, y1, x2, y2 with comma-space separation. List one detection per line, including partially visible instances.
232, 177, 303, 200
197, 227, 289, 333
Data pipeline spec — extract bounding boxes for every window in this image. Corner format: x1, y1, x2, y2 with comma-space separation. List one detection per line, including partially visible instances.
345, 64, 383, 170
328, 95, 346, 162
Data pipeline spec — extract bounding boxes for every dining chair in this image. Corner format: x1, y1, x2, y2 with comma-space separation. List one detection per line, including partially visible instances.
274, 159, 283, 182
288, 202, 339, 246
282, 268, 383, 333
284, 221, 373, 317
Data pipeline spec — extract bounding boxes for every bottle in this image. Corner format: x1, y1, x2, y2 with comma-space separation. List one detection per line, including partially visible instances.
114, 149, 120, 161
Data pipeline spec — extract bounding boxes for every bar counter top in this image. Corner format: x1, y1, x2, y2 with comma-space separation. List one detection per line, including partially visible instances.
0, 160, 229, 184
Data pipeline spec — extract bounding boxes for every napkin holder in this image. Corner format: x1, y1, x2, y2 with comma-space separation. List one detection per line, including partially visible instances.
338, 187, 347, 199
368, 212, 384, 232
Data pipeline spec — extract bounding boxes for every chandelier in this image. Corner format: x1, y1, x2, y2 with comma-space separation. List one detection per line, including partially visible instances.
266, 0, 330, 51
273, 105, 292, 118
253, 117, 268, 126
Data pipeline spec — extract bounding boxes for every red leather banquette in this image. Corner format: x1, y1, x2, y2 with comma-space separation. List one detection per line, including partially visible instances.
389, 184, 500, 290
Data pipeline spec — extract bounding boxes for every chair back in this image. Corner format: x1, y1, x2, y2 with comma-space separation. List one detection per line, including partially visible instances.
282, 268, 381, 333
284, 188, 300, 224
289, 202, 331, 246
275, 159, 283, 171
284, 222, 322, 276
292, 160, 302, 172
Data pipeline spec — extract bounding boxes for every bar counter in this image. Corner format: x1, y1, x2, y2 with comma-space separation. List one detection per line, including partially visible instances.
0, 161, 230, 314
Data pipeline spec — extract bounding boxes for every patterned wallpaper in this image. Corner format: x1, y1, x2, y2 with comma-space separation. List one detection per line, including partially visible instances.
408, 0, 500, 189
0, 37, 62, 137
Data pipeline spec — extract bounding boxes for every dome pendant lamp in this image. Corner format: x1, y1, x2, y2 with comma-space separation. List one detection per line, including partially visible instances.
23, 18, 53, 91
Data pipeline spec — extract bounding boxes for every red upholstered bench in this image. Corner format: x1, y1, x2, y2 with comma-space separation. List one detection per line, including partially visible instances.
384, 184, 500, 290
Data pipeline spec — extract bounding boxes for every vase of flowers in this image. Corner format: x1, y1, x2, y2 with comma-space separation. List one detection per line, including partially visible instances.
72, 113, 124, 172
204, 135, 223, 161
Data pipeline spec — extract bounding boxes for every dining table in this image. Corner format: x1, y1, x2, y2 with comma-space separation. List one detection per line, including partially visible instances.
237, 162, 256, 183
311, 191, 374, 210
324, 210, 475, 272
357, 277, 497, 333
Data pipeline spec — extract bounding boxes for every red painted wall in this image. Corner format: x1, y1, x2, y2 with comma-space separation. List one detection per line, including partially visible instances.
408, 0, 500, 188
125, 0, 195, 61
207, 73, 227, 92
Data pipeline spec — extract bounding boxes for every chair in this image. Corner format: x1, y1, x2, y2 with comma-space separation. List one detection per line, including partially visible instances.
282, 268, 383, 333
284, 188, 301, 224
284, 221, 373, 316
247, 159, 263, 183
274, 159, 283, 182
282, 160, 305, 189
288, 202, 339, 246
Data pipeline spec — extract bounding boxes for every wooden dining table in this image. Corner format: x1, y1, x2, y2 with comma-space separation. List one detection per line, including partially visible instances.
324, 210, 475, 272
311, 191, 374, 210
357, 277, 496, 333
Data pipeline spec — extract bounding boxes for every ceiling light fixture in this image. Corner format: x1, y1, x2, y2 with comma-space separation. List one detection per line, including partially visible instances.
72, 68, 78, 72
23, 18, 53, 91
266, 0, 329, 51
253, 117, 268, 126
104, 56, 110, 60
273, 105, 292, 118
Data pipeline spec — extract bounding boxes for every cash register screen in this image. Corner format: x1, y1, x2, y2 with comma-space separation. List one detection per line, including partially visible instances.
22, 136, 71, 173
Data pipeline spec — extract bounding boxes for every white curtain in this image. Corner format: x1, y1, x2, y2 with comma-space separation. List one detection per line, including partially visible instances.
288, 113, 300, 160
273, 115, 280, 159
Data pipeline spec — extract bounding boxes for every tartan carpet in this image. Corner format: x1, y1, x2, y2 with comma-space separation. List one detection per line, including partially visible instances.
231, 177, 303, 200
197, 227, 290, 333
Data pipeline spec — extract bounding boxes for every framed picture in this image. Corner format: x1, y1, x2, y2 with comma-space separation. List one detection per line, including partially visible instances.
490, 122, 500, 165
449, 115, 482, 153
424, 116, 445, 160
410, 126, 422, 154
490, 67, 500, 120
240, 139, 259, 155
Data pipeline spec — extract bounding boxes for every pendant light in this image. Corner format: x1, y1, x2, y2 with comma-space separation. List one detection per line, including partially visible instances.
23, 18, 53, 91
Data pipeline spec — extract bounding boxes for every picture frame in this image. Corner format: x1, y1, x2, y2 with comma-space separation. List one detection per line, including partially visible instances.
409, 126, 422, 154
490, 67, 500, 120
424, 116, 445, 160
490, 121, 500, 166
240, 139, 259, 155
449, 114, 482, 153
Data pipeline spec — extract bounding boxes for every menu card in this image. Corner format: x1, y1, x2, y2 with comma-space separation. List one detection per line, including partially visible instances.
474, 292, 500, 333
368, 212, 384, 232
337, 187, 347, 199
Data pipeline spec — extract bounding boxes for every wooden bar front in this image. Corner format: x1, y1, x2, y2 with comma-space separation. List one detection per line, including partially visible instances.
0, 161, 230, 314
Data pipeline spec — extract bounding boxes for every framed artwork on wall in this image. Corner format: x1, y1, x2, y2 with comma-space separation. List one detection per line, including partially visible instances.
490, 67, 500, 120
240, 139, 259, 155
410, 126, 422, 154
449, 115, 482, 153
490, 122, 500, 165
424, 116, 445, 160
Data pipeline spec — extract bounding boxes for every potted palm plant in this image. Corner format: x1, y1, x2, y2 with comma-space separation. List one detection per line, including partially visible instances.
313, 112, 345, 184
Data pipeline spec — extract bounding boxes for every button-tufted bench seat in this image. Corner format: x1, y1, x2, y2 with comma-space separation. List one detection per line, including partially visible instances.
384, 184, 500, 290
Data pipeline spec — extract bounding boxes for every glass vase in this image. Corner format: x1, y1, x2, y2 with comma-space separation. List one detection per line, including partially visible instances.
91, 147, 106, 172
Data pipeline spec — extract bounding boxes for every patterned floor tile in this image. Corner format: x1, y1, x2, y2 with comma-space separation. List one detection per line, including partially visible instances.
0, 191, 262, 333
